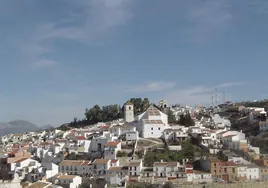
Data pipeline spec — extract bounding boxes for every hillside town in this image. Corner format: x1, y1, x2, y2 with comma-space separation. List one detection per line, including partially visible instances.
1, 100, 268, 188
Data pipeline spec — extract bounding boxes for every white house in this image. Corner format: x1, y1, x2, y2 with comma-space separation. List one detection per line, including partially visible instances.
106, 166, 128, 186
237, 165, 247, 180
43, 162, 59, 179
12, 158, 41, 172
245, 164, 260, 180
153, 161, 185, 178
134, 105, 169, 138
237, 164, 259, 180
186, 171, 212, 184
56, 175, 82, 188
109, 123, 138, 141
89, 136, 109, 152
128, 160, 142, 176
211, 114, 231, 129
218, 131, 245, 144
91, 159, 111, 176
126, 131, 139, 141
104, 141, 121, 160
59, 160, 91, 176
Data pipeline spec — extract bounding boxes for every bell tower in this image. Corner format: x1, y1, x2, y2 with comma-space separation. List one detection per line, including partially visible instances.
124, 101, 134, 123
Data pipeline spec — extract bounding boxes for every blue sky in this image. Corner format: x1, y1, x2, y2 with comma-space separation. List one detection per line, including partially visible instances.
0, 0, 268, 125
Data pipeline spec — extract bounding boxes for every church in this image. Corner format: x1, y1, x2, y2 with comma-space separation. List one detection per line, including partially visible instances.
124, 102, 169, 138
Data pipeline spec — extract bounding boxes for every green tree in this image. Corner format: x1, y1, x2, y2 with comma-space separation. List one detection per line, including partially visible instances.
85, 105, 102, 123
170, 152, 184, 161
163, 182, 174, 188
116, 151, 127, 157
179, 114, 186, 125
127, 98, 150, 115
182, 141, 194, 161
141, 98, 150, 112
179, 113, 195, 127
167, 109, 176, 124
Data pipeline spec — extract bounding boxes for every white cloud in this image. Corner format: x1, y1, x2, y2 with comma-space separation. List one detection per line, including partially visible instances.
164, 82, 244, 105
186, 0, 233, 43
7, 0, 134, 69
38, 0, 133, 43
128, 81, 176, 92
217, 82, 245, 88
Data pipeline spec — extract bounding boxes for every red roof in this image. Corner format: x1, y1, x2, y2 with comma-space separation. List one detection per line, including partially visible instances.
185, 164, 193, 169
221, 161, 236, 166
111, 159, 118, 163
105, 141, 120, 147
76, 136, 87, 140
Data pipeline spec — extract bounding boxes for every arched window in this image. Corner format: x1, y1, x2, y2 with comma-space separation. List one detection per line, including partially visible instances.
129, 106, 131, 110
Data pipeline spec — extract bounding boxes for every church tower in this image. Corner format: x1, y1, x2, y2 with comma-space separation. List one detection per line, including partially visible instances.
124, 101, 134, 123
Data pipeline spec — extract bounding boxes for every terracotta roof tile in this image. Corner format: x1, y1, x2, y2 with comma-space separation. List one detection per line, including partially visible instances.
58, 175, 77, 180
60, 160, 87, 166
105, 141, 120, 147
76, 136, 87, 140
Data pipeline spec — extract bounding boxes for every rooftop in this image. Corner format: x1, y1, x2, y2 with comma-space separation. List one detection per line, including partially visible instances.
92, 159, 110, 164
105, 141, 120, 147
59, 160, 88, 166
147, 106, 161, 116
58, 175, 77, 180
154, 162, 178, 167
26, 181, 51, 188
76, 136, 87, 140
143, 120, 163, 124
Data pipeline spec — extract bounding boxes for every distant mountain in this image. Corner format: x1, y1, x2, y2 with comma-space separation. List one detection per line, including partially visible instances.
0, 120, 39, 136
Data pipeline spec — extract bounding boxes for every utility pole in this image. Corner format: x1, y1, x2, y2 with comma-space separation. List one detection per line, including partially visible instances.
211, 96, 214, 106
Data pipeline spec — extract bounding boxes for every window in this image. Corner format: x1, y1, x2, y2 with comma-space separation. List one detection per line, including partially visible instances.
151, 132, 153, 134
158, 128, 160, 130
111, 152, 113, 154
151, 128, 153, 130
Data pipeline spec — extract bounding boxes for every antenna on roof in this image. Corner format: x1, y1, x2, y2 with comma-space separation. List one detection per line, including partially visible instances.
215, 88, 218, 106
211, 96, 214, 106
